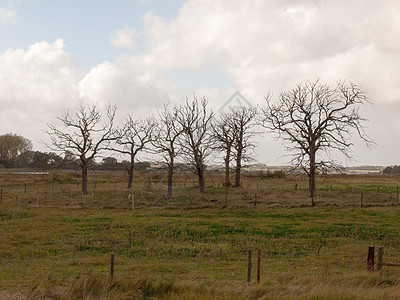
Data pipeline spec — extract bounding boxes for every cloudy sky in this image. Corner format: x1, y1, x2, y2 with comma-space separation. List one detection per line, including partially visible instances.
0, 0, 399, 166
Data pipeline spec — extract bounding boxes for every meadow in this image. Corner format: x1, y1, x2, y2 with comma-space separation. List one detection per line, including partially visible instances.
1, 170, 400, 299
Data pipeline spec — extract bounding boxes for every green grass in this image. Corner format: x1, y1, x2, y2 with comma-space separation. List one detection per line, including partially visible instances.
1, 171, 400, 298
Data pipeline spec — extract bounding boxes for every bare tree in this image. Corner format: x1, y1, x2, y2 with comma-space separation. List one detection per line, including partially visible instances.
260, 80, 373, 206
152, 104, 184, 199
231, 106, 258, 187
212, 106, 258, 188
112, 116, 156, 189
211, 112, 235, 187
175, 95, 214, 193
46, 104, 117, 194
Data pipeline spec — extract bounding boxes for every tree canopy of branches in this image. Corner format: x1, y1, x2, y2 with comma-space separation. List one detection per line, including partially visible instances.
212, 106, 258, 188
211, 112, 236, 187
152, 104, 183, 199
176, 95, 214, 193
230, 106, 258, 187
46, 104, 118, 195
0, 133, 33, 168
260, 80, 372, 206
112, 116, 156, 189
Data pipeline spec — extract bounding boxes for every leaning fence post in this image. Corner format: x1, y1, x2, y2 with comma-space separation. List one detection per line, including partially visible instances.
367, 246, 374, 272
247, 250, 252, 283
377, 246, 384, 271
257, 250, 261, 284
110, 253, 115, 279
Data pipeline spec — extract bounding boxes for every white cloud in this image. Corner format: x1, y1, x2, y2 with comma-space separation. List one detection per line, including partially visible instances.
2, 1, 400, 164
0, 7, 16, 23
110, 27, 137, 50
0, 39, 80, 147
78, 61, 177, 115
113, 0, 400, 164
117, 0, 400, 106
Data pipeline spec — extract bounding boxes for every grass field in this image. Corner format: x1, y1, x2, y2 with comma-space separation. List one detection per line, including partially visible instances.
1, 170, 400, 299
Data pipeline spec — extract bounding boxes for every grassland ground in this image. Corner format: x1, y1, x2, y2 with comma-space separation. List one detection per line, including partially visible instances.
1, 171, 400, 299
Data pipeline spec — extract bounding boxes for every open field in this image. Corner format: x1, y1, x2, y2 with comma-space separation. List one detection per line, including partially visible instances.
1, 171, 400, 299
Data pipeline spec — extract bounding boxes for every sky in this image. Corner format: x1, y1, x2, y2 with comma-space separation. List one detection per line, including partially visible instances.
0, 0, 400, 166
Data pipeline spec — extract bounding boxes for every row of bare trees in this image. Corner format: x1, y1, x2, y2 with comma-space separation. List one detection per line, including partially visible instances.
46, 80, 372, 205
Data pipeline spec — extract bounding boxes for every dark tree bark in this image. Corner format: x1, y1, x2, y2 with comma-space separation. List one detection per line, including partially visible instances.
175, 95, 213, 193
81, 159, 88, 195
111, 116, 156, 189
260, 80, 373, 206
46, 104, 118, 195
152, 104, 183, 199
211, 112, 234, 187
212, 106, 257, 188
167, 154, 174, 199
231, 107, 258, 188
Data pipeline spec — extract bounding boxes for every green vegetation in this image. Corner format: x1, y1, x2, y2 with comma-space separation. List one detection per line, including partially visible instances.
1, 171, 400, 299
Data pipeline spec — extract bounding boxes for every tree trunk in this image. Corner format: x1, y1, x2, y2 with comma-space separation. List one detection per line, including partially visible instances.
81, 162, 88, 195
224, 147, 231, 187
195, 161, 205, 193
167, 154, 174, 199
198, 168, 205, 193
194, 151, 205, 193
127, 157, 134, 189
309, 151, 316, 206
234, 148, 242, 187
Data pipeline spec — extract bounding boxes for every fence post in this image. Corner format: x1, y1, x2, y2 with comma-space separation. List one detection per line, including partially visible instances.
254, 193, 257, 208
361, 193, 364, 208
131, 194, 135, 210
367, 246, 374, 272
247, 250, 252, 283
257, 250, 261, 283
0, 186, 2, 203
110, 253, 115, 279
397, 185, 399, 205
377, 246, 384, 271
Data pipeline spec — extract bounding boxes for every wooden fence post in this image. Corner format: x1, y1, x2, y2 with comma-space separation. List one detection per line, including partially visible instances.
361, 193, 364, 208
247, 250, 252, 283
377, 246, 384, 271
397, 185, 399, 205
0, 186, 2, 203
254, 193, 258, 208
110, 253, 115, 279
257, 250, 261, 284
131, 194, 134, 210
367, 246, 374, 272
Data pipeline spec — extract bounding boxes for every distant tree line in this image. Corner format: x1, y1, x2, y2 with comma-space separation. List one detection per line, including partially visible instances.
382, 166, 400, 175
1, 80, 373, 205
